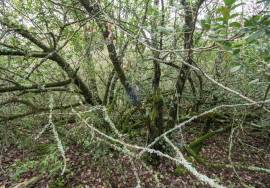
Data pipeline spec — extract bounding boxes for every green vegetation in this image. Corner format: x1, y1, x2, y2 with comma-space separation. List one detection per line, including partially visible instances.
0, 0, 270, 187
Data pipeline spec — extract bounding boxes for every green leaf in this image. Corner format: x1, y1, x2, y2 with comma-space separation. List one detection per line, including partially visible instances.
264, 55, 270, 61
229, 22, 241, 28
201, 19, 211, 30
223, 0, 236, 6
244, 15, 261, 27
247, 31, 263, 41
230, 65, 242, 73
233, 48, 240, 55
219, 41, 232, 51
230, 13, 240, 19
217, 7, 230, 22
156, 26, 174, 33
216, 17, 225, 22
231, 3, 245, 10
249, 79, 260, 84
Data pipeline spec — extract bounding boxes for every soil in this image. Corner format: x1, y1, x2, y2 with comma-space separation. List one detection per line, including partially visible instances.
1, 126, 270, 188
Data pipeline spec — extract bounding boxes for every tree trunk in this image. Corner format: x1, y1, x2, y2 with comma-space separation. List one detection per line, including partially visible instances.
167, 0, 204, 128
79, 0, 141, 106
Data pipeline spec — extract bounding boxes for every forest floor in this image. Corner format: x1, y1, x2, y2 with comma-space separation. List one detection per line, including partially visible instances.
1, 126, 270, 188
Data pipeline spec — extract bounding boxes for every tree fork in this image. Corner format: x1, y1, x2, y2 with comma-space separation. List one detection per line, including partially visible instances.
79, 0, 141, 106
0, 17, 97, 105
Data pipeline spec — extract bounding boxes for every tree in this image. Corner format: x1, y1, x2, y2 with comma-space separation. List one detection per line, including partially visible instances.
1, 0, 270, 187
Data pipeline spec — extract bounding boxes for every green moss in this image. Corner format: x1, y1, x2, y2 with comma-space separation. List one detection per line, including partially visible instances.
174, 166, 187, 176
190, 143, 203, 155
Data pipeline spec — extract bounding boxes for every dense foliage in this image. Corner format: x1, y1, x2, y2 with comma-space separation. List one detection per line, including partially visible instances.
0, 0, 270, 187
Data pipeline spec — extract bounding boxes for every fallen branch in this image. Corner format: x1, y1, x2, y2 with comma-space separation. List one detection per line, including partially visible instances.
13, 176, 41, 188
188, 125, 232, 154
73, 106, 226, 188
207, 162, 270, 174
164, 136, 225, 188
139, 99, 270, 157
182, 62, 270, 113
